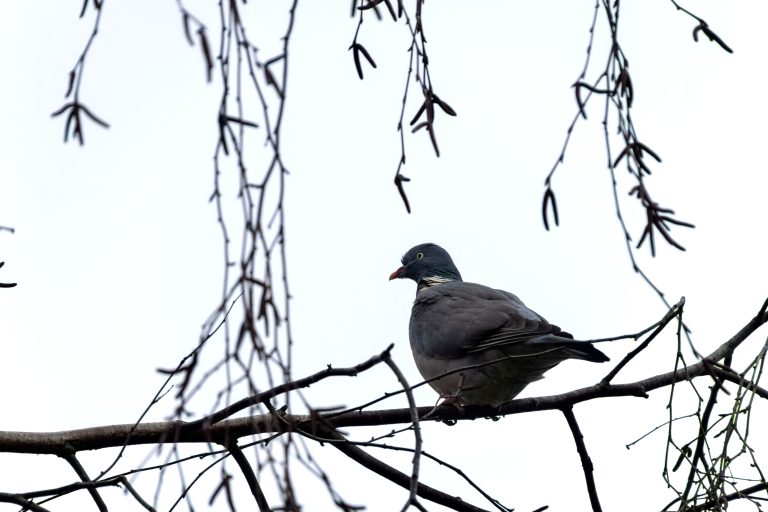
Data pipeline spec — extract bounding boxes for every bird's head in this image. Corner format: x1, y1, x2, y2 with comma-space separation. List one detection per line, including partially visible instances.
389, 243, 462, 285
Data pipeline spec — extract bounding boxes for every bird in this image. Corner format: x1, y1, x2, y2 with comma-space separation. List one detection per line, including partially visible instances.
389, 243, 609, 407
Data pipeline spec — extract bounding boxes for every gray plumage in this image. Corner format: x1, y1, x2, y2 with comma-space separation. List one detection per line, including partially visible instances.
390, 243, 608, 406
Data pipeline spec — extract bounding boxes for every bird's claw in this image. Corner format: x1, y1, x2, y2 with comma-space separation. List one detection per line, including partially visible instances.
438, 394, 465, 413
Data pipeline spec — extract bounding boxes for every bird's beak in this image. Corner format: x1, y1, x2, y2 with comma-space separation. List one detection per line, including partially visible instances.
389, 266, 405, 280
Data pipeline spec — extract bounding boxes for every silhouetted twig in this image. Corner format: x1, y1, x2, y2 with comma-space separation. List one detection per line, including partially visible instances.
0, 493, 51, 512
669, 0, 733, 53
10, 476, 155, 512
51, 0, 109, 145
0, 261, 16, 288
350, 0, 456, 212
179, 345, 395, 434
543, 1, 732, 337
662, 299, 768, 509
381, 350, 423, 511
687, 482, 768, 511
600, 297, 686, 385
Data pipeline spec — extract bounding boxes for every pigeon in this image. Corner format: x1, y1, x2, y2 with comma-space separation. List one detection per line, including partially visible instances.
389, 243, 609, 407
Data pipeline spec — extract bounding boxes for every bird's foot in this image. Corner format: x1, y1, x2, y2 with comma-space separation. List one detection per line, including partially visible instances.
420, 392, 465, 421
438, 394, 465, 413
438, 373, 468, 412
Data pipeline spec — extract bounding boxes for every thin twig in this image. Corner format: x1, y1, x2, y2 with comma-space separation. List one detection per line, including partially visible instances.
19, 476, 155, 512
710, 365, 768, 400
0, 493, 51, 512
688, 482, 768, 511
382, 350, 423, 511
600, 297, 685, 384
181, 344, 394, 434
678, 358, 729, 506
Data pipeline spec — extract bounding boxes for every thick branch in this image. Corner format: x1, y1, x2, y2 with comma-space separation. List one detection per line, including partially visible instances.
1, 305, 765, 454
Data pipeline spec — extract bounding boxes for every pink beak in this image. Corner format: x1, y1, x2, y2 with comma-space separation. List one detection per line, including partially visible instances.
389, 266, 405, 280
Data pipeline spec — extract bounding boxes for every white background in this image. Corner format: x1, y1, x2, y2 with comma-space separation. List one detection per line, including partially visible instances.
2, 1, 768, 511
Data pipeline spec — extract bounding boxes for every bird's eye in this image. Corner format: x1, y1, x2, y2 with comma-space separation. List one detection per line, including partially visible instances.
416, 252, 424, 259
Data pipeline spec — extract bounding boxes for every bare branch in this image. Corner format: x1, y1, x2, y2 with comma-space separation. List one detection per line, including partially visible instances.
52, 0, 109, 145
688, 482, 768, 511
317, 427, 491, 512
0, 261, 17, 288
14, 476, 155, 512
2, 297, 766, 454
601, 297, 685, 384
60, 452, 107, 512
226, 443, 270, 511
181, 344, 394, 434
709, 365, 768, 400
382, 350, 423, 511
0, 493, 51, 512
562, 407, 601, 512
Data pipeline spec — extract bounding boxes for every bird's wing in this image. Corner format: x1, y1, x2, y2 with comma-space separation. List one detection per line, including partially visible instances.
410, 281, 568, 357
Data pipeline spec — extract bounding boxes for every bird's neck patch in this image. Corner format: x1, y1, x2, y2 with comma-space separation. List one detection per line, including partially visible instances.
417, 275, 456, 291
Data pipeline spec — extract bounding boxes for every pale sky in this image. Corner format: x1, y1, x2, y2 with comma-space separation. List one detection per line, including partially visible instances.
2, 1, 768, 511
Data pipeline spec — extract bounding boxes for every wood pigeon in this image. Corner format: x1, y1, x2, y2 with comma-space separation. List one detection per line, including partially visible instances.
390, 243, 609, 406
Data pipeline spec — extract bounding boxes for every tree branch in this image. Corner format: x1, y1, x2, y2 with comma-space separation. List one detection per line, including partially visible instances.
0, 493, 51, 512
600, 297, 685, 384
179, 344, 395, 435
11, 476, 155, 512
688, 481, 768, 511
226, 442, 270, 511
561, 407, 601, 512
678, 357, 729, 506
1, 302, 765, 454
710, 365, 768, 400
60, 452, 107, 512
317, 426, 490, 512
382, 348, 423, 511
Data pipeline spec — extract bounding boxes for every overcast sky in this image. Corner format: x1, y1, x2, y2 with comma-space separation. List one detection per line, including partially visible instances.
2, 1, 768, 511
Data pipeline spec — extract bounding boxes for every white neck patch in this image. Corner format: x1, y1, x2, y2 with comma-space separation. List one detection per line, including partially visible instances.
419, 275, 455, 290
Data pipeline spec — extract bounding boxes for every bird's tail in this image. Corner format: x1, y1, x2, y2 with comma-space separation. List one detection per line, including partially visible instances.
533, 334, 609, 363
560, 341, 609, 363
